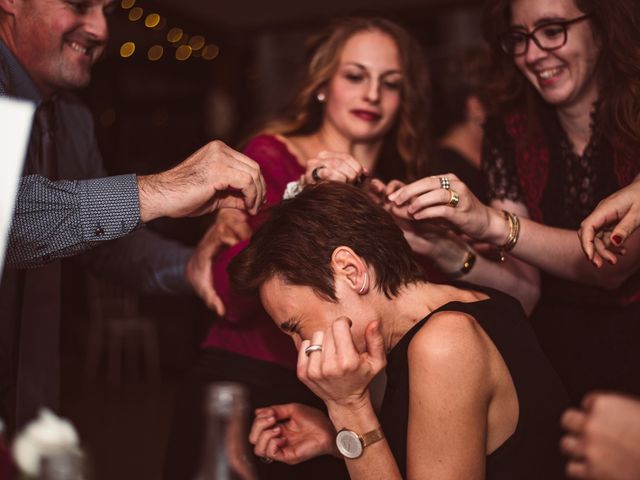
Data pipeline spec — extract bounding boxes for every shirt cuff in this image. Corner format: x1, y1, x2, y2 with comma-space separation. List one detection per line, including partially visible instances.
78, 174, 143, 242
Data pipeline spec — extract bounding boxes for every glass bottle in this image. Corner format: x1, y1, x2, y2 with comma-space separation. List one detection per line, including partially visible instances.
38, 448, 87, 480
195, 382, 258, 480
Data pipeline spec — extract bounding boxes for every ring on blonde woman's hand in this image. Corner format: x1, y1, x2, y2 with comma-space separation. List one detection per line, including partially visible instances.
439, 176, 450, 190
448, 189, 460, 207
312, 166, 325, 182
260, 456, 274, 464
304, 344, 323, 356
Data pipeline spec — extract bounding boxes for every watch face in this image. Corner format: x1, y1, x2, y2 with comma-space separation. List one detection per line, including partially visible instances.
336, 429, 363, 459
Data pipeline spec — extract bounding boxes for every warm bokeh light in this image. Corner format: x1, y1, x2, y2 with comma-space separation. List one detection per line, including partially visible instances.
144, 13, 161, 28
167, 27, 183, 43
202, 44, 220, 61
121, 0, 135, 9
128, 6, 143, 21
120, 42, 136, 58
188, 35, 205, 51
148, 45, 164, 61
175, 45, 193, 61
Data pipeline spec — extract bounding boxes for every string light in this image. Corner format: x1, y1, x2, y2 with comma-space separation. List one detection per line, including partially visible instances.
188, 35, 205, 51
120, 42, 136, 58
148, 45, 164, 61
128, 6, 143, 21
166, 27, 183, 43
202, 44, 220, 60
175, 45, 192, 61
119, 1, 220, 62
144, 13, 161, 28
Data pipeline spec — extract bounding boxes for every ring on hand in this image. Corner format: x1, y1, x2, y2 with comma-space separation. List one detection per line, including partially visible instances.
260, 456, 274, 464
439, 176, 450, 190
448, 189, 460, 208
304, 344, 323, 356
311, 166, 325, 183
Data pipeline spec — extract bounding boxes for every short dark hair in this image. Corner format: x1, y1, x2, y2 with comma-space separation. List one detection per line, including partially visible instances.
228, 182, 425, 301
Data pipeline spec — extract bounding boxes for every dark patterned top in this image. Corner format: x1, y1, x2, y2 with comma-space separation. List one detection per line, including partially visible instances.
482, 105, 640, 305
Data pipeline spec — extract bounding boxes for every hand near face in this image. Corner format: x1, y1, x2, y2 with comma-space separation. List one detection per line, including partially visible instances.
185, 210, 251, 314
578, 180, 640, 267
303, 151, 367, 186
297, 317, 386, 410
249, 403, 337, 465
138, 140, 266, 222
388, 174, 494, 241
561, 392, 640, 480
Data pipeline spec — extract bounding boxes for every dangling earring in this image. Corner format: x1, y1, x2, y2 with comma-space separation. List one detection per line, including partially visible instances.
316, 92, 326, 103
358, 271, 368, 295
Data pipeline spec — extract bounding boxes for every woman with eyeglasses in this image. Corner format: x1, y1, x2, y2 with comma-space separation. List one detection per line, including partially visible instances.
387, 0, 640, 405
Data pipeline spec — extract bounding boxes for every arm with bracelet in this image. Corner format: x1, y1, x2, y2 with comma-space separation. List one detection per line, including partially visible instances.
389, 174, 640, 291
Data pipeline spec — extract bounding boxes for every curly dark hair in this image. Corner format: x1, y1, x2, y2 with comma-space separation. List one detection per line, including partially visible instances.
482, 0, 640, 145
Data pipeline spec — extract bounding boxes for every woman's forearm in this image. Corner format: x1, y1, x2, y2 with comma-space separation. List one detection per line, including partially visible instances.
509, 218, 640, 289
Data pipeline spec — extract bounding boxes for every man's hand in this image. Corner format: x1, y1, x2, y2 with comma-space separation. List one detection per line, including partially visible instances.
186, 210, 251, 315
137, 140, 266, 222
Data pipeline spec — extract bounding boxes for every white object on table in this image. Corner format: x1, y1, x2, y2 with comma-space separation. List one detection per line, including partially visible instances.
0, 96, 35, 275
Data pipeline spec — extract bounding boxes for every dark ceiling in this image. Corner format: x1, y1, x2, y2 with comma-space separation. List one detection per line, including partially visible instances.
157, 0, 480, 30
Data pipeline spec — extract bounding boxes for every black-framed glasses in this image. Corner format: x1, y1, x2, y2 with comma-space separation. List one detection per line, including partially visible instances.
499, 14, 591, 56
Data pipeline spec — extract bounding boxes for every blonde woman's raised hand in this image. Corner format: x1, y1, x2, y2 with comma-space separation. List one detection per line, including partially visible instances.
303, 151, 367, 186
185, 209, 251, 315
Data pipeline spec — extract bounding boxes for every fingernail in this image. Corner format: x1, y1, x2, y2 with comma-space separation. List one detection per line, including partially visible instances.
612, 235, 623, 245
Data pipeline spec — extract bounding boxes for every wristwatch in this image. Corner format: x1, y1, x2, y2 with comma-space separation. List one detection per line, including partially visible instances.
335, 426, 385, 459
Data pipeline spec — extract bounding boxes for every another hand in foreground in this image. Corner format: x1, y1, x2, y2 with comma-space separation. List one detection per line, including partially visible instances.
297, 317, 386, 411
561, 392, 640, 480
249, 403, 337, 465
138, 140, 266, 222
578, 180, 640, 267
186, 210, 251, 314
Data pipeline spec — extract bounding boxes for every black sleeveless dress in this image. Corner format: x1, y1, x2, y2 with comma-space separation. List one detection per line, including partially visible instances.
379, 287, 568, 479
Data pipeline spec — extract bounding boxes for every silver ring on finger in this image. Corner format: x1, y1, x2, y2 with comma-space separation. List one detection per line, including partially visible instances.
312, 166, 325, 183
447, 189, 460, 208
304, 344, 323, 356
260, 456, 274, 464
439, 176, 450, 190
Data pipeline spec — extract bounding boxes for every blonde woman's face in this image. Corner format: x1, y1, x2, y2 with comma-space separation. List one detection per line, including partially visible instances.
321, 30, 403, 143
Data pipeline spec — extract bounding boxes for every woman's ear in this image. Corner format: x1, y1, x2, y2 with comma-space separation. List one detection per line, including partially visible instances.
331, 246, 369, 294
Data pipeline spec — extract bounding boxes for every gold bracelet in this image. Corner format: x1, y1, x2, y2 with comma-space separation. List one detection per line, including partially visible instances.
498, 210, 520, 262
